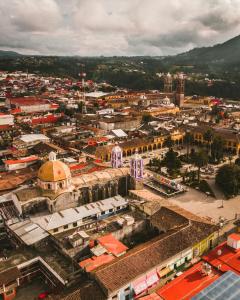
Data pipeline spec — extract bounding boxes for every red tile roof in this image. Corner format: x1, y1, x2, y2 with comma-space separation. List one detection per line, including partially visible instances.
97, 234, 128, 257
79, 254, 114, 272
9, 96, 49, 106
70, 163, 87, 171
228, 233, 240, 241
4, 155, 39, 165
0, 124, 13, 130
94, 221, 217, 294
157, 262, 221, 300
203, 241, 240, 274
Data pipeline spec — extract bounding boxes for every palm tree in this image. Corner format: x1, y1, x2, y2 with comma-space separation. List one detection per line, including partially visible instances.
193, 150, 208, 182
211, 136, 225, 163
203, 129, 214, 155
184, 130, 194, 161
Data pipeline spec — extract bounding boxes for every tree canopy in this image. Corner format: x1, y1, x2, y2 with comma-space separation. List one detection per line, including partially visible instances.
193, 150, 208, 181
162, 148, 181, 176
184, 131, 194, 160
164, 136, 174, 149
211, 136, 225, 163
216, 164, 240, 197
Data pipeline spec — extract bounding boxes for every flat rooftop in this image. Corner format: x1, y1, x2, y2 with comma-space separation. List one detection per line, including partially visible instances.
202, 241, 240, 275
157, 262, 221, 300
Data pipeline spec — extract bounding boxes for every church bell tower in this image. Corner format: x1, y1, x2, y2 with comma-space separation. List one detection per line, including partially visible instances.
111, 144, 123, 168
164, 72, 173, 93
130, 151, 144, 190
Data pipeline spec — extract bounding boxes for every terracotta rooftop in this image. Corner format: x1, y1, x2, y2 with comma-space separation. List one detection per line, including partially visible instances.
94, 220, 217, 295
0, 169, 37, 192
4, 155, 39, 165
79, 254, 115, 272
55, 282, 106, 300
9, 96, 49, 106
203, 240, 240, 274
151, 207, 189, 232
97, 234, 128, 257
157, 262, 221, 300
188, 123, 240, 142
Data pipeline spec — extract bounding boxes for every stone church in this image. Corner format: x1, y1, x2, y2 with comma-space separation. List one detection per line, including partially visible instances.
11, 150, 130, 215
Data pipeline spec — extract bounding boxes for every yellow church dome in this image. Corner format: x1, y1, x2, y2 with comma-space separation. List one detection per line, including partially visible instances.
38, 152, 71, 182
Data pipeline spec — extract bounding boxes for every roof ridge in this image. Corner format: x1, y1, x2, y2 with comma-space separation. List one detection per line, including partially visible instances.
95, 223, 191, 273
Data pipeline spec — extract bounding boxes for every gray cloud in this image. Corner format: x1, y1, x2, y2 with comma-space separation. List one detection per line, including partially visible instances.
0, 0, 240, 56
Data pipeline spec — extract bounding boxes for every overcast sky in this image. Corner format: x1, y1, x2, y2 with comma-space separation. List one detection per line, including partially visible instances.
0, 0, 240, 56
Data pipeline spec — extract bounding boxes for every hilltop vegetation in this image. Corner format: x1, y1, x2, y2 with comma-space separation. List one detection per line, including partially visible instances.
1, 34, 240, 97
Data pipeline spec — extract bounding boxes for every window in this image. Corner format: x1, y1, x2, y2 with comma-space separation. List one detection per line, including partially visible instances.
101, 211, 105, 215
73, 222, 77, 227
63, 225, 68, 229
116, 206, 121, 210
53, 228, 58, 233
109, 208, 113, 213
47, 184, 51, 189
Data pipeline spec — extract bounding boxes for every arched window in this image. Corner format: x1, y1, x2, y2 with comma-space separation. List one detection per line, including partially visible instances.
59, 182, 63, 189
47, 184, 51, 190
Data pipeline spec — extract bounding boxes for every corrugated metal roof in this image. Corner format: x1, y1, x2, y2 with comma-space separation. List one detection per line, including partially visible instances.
192, 271, 240, 300
31, 195, 128, 231
8, 219, 49, 245
20, 134, 49, 143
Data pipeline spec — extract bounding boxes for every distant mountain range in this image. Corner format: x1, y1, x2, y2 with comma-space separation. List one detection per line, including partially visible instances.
0, 34, 240, 81
0, 50, 22, 57
1, 36, 240, 98
0, 34, 239, 63
162, 35, 240, 72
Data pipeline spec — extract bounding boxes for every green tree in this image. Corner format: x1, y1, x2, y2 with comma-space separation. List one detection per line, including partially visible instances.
203, 129, 214, 155
211, 136, 225, 163
216, 164, 240, 196
164, 136, 174, 149
151, 157, 164, 173
184, 131, 194, 161
162, 148, 181, 176
142, 114, 152, 124
193, 150, 208, 182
